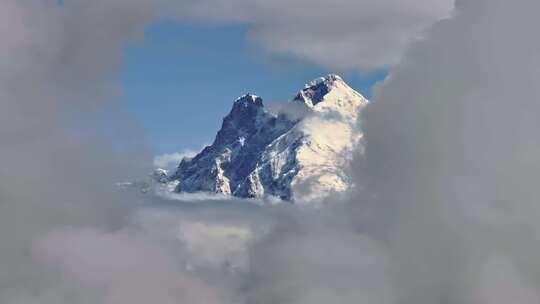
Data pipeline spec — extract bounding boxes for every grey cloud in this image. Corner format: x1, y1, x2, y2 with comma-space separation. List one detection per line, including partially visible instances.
171, 0, 454, 70
33, 228, 221, 304
0, 0, 210, 303
4, 0, 540, 304
365, 0, 540, 303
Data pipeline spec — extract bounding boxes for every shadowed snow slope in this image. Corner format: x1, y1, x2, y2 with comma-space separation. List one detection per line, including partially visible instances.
166, 75, 368, 203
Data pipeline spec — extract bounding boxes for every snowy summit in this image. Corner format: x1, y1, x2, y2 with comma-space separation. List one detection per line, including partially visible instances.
161, 74, 368, 203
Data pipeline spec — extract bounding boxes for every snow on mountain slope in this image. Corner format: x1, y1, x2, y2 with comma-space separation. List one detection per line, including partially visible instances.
162, 74, 368, 203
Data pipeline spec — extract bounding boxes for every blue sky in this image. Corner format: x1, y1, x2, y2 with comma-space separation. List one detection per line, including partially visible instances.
122, 22, 388, 155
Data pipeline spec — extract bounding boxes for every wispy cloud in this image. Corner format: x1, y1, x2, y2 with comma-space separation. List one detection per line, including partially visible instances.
170, 0, 454, 70
154, 150, 198, 170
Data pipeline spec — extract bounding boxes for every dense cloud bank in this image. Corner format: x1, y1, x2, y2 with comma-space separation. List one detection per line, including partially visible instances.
2, 0, 540, 303
0, 1, 154, 302
366, 0, 540, 302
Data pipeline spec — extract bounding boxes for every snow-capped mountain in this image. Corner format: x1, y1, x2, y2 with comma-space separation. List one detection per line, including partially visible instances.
162, 74, 368, 202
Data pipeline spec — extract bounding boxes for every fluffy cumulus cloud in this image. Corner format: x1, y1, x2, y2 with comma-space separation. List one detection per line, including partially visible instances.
171, 0, 454, 70
3, 0, 540, 304
0, 0, 208, 303
365, 0, 540, 302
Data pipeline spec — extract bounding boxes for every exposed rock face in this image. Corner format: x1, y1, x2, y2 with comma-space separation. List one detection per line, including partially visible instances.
166, 75, 368, 202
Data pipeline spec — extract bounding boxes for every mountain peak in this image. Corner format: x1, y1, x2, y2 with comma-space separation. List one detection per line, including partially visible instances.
226, 93, 264, 120
234, 94, 263, 107
165, 75, 367, 203
305, 74, 343, 88
211, 93, 268, 147
294, 74, 349, 107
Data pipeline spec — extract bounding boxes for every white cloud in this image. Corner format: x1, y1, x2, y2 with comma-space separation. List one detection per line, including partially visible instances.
5, 1, 540, 304
33, 228, 222, 304
153, 150, 198, 170
154, 190, 234, 202
177, 221, 253, 270
365, 0, 540, 302
170, 0, 455, 70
